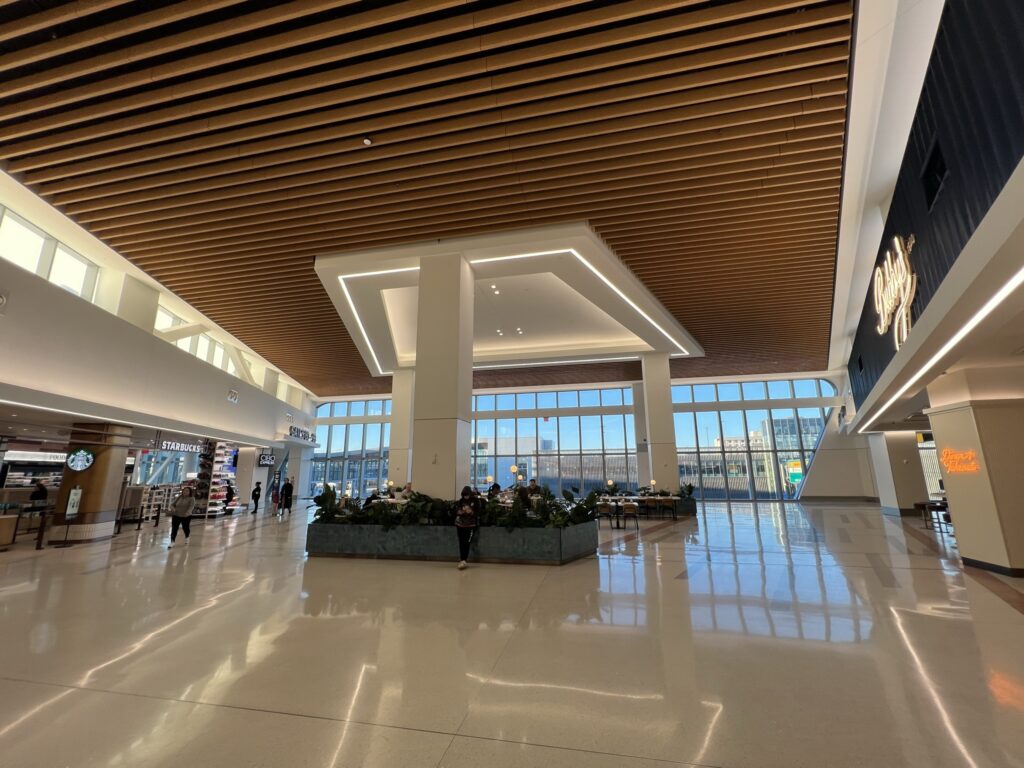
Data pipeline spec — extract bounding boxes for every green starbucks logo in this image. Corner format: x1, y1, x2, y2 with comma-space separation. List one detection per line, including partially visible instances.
66, 448, 95, 472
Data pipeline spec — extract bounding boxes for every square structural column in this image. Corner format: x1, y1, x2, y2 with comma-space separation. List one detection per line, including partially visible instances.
388, 368, 415, 486
867, 432, 929, 516
641, 353, 677, 491
925, 399, 1024, 575
51, 423, 132, 543
411, 252, 473, 499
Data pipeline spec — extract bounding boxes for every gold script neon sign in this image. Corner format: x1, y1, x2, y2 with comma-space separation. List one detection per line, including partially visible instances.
874, 234, 918, 350
940, 448, 980, 474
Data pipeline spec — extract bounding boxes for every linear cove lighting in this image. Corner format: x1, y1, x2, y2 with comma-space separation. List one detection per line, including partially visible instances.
860, 262, 1024, 432
339, 247, 690, 376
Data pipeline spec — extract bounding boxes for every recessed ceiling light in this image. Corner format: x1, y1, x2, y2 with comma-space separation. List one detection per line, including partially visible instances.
493, 290, 500, 295
490, 284, 496, 289
362, 137, 373, 146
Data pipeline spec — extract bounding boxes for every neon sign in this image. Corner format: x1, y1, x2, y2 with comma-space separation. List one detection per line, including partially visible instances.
940, 448, 980, 474
874, 234, 918, 351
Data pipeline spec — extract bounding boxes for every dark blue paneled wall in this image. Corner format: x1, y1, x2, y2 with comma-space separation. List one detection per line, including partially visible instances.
848, 0, 1024, 406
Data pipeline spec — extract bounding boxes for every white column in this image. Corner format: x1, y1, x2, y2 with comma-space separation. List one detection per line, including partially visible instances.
411, 252, 473, 498
116, 274, 160, 331
927, 400, 1024, 574
867, 432, 928, 516
631, 382, 652, 487
388, 368, 415, 485
641, 353, 677, 491
235, 447, 257, 511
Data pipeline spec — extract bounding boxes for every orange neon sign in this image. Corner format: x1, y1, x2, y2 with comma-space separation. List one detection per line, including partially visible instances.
940, 448, 980, 474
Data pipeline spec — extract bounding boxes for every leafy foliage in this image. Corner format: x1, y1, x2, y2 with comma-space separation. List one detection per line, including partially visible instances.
312, 486, 598, 530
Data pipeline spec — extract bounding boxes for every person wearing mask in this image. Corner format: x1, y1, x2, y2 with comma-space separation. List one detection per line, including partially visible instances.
168, 487, 195, 548
251, 481, 262, 514
280, 477, 294, 515
454, 485, 481, 570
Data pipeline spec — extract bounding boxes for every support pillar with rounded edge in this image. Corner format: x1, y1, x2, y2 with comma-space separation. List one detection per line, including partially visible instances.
411, 252, 473, 499
641, 352, 677, 492
388, 368, 415, 487
51, 423, 132, 544
925, 368, 1024, 575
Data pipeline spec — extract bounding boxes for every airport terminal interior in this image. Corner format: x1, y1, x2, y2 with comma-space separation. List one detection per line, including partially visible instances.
0, 1, 1022, 766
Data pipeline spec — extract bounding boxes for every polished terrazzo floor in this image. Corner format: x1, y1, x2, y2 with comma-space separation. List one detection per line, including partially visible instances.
0, 502, 1022, 768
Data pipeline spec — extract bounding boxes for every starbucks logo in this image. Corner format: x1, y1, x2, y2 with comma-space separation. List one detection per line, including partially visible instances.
66, 448, 95, 472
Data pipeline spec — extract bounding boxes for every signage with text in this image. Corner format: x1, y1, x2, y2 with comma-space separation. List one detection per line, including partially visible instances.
940, 448, 980, 474
873, 234, 918, 351
4, 451, 67, 463
258, 454, 276, 466
160, 440, 203, 453
288, 425, 315, 442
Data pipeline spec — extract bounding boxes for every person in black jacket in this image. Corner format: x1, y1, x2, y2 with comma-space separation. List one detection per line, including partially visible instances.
454, 485, 481, 570
280, 477, 294, 515
29, 481, 48, 504
225, 482, 235, 509
251, 481, 262, 514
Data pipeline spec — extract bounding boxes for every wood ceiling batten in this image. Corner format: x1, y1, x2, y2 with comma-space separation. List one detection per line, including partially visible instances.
0, 0, 250, 73
0, 0, 361, 96
0, 0, 130, 44
2, 0, 853, 395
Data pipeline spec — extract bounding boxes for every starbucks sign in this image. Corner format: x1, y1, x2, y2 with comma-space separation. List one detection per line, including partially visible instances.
66, 448, 95, 472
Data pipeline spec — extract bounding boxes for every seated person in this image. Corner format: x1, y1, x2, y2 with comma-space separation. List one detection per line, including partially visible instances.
517, 485, 532, 508
527, 478, 541, 496
487, 483, 501, 499
363, 490, 382, 508
398, 482, 414, 499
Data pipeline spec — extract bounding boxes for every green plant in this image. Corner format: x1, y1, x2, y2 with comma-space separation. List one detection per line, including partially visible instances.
679, 483, 695, 498
561, 489, 575, 504
312, 484, 345, 523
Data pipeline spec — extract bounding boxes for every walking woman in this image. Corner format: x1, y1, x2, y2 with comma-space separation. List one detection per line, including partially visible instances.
168, 487, 195, 549
454, 485, 480, 570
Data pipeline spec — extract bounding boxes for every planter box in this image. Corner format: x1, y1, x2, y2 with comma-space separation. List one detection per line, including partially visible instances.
306, 519, 598, 565
676, 497, 698, 515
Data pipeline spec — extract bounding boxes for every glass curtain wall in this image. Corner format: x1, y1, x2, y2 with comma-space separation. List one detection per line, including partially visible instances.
312, 379, 835, 501
310, 398, 392, 498
470, 386, 636, 494
674, 379, 834, 501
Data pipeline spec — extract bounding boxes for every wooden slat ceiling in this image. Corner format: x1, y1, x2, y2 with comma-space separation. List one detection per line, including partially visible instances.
0, 0, 852, 396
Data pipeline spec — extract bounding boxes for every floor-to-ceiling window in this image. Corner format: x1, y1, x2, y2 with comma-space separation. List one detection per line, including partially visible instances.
312, 379, 836, 500
470, 386, 636, 494
310, 398, 391, 498
674, 378, 836, 501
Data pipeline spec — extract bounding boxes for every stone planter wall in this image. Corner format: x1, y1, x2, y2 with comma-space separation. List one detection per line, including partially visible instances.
306, 519, 598, 565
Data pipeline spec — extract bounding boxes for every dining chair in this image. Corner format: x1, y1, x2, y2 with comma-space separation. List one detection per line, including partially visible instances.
621, 502, 640, 530
596, 502, 616, 529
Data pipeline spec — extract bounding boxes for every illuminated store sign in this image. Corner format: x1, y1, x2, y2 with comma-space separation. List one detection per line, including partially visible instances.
66, 448, 95, 471
874, 234, 918, 351
288, 426, 314, 442
940, 448, 980, 474
160, 440, 202, 453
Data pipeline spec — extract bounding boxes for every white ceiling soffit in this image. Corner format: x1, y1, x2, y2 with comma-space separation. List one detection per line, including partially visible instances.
314, 223, 704, 376
828, 0, 946, 371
